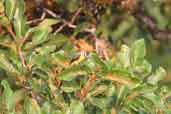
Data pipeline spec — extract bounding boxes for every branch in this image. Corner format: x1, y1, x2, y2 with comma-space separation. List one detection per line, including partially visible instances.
54, 8, 82, 34
76, 73, 96, 101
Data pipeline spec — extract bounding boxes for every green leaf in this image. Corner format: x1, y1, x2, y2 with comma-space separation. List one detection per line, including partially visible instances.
5, 0, 16, 20
143, 93, 170, 114
70, 100, 84, 114
147, 67, 166, 85
88, 52, 108, 72
31, 27, 50, 46
88, 97, 108, 109
34, 34, 68, 55
116, 85, 129, 106
61, 81, 81, 93
35, 45, 56, 55
24, 97, 42, 114
133, 60, 152, 77
28, 52, 48, 67
13, 0, 27, 38
50, 50, 69, 67
45, 34, 68, 48
38, 18, 60, 28
0, 54, 20, 75
117, 45, 131, 68
59, 65, 88, 81
1, 80, 14, 111
30, 19, 59, 46
131, 39, 146, 66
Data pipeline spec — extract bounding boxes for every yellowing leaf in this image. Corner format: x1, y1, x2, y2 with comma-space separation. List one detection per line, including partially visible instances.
71, 54, 85, 65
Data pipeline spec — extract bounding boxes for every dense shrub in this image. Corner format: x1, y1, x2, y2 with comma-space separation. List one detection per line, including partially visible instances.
0, 0, 171, 114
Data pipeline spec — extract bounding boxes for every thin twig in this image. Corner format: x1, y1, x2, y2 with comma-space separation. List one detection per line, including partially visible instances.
44, 8, 60, 18
71, 8, 82, 23
27, 11, 46, 24
54, 8, 82, 34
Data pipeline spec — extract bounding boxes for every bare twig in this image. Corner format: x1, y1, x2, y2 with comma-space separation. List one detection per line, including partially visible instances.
44, 8, 60, 18
27, 11, 46, 24
54, 8, 82, 34
71, 8, 82, 23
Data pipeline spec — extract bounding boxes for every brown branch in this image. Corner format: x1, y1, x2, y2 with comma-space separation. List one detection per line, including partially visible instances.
54, 8, 82, 34
75, 73, 96, 101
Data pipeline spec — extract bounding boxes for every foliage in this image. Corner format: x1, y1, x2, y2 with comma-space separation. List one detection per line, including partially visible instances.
0, 0, 171, 114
